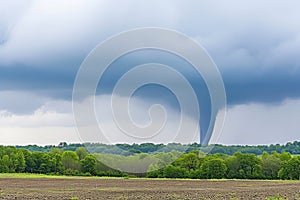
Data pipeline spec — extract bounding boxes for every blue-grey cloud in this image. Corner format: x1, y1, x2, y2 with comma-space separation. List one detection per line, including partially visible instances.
0, 0, 300, 144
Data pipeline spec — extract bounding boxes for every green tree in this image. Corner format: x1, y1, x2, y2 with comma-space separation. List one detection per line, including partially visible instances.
62, 151, 80, 170
200, 158, 227, 179
31, 152, 53, 174
20, 149, 34, 173
0, 155, 10, 173
226, 152, 262, 179
163, 165, 188, 178
146, 165, 164, 178
76, 147, 89, 160
273, 151, 292, 162
12, 150, 26, 172
80, 155, 97, 175
261, 152, 281, 179
52, 155, 63, 173
49, 148, 63, 157
279, 156, 300, 180
173, 151, 201, 171
225, 156, 239, 178
48, 148, 63, 173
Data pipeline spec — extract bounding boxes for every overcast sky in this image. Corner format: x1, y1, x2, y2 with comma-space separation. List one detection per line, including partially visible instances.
0, 0, 300, 145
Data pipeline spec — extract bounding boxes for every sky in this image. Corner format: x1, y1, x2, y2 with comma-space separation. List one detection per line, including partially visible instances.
0, 0, 300, 145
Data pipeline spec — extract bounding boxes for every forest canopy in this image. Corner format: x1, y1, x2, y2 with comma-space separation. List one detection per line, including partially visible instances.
0, 141, 299, 180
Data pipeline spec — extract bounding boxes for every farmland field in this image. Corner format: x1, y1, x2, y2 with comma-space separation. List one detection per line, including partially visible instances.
0, 175, 299, 199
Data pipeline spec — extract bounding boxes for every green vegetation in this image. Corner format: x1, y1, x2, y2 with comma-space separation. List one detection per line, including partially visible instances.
1, 142, 300, 180
146, 151, 298, 180
266, 194, 288, 200
0, 173, 100, 179
16, 141, 300, 155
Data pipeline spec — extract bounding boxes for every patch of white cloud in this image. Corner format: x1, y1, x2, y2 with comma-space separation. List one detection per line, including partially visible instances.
0, 104, 73, 127
74, 94, 199, 144
1, 93, 300, 145
0, 94, 200, 145
219, 98, 300, 145
0, 126, 79, 146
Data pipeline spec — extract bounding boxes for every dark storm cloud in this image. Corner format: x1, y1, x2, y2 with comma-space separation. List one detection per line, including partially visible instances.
0, 0, 300, 117
0, 50, 299, 107
0, 65, 75, 97
223, 67, 300, 106
1, 0, 300, 145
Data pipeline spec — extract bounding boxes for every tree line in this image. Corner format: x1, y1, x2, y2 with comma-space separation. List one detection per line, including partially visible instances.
16, 141, 300, 155
147, 151, 300, 180
0, 146, 126, 177
1, 145, 300, 180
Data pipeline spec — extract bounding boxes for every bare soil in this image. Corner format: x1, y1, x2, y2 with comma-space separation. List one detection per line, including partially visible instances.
0, 178, 299, 199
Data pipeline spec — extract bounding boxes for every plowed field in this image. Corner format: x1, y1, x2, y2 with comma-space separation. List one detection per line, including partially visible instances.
0, 178, 299, 199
